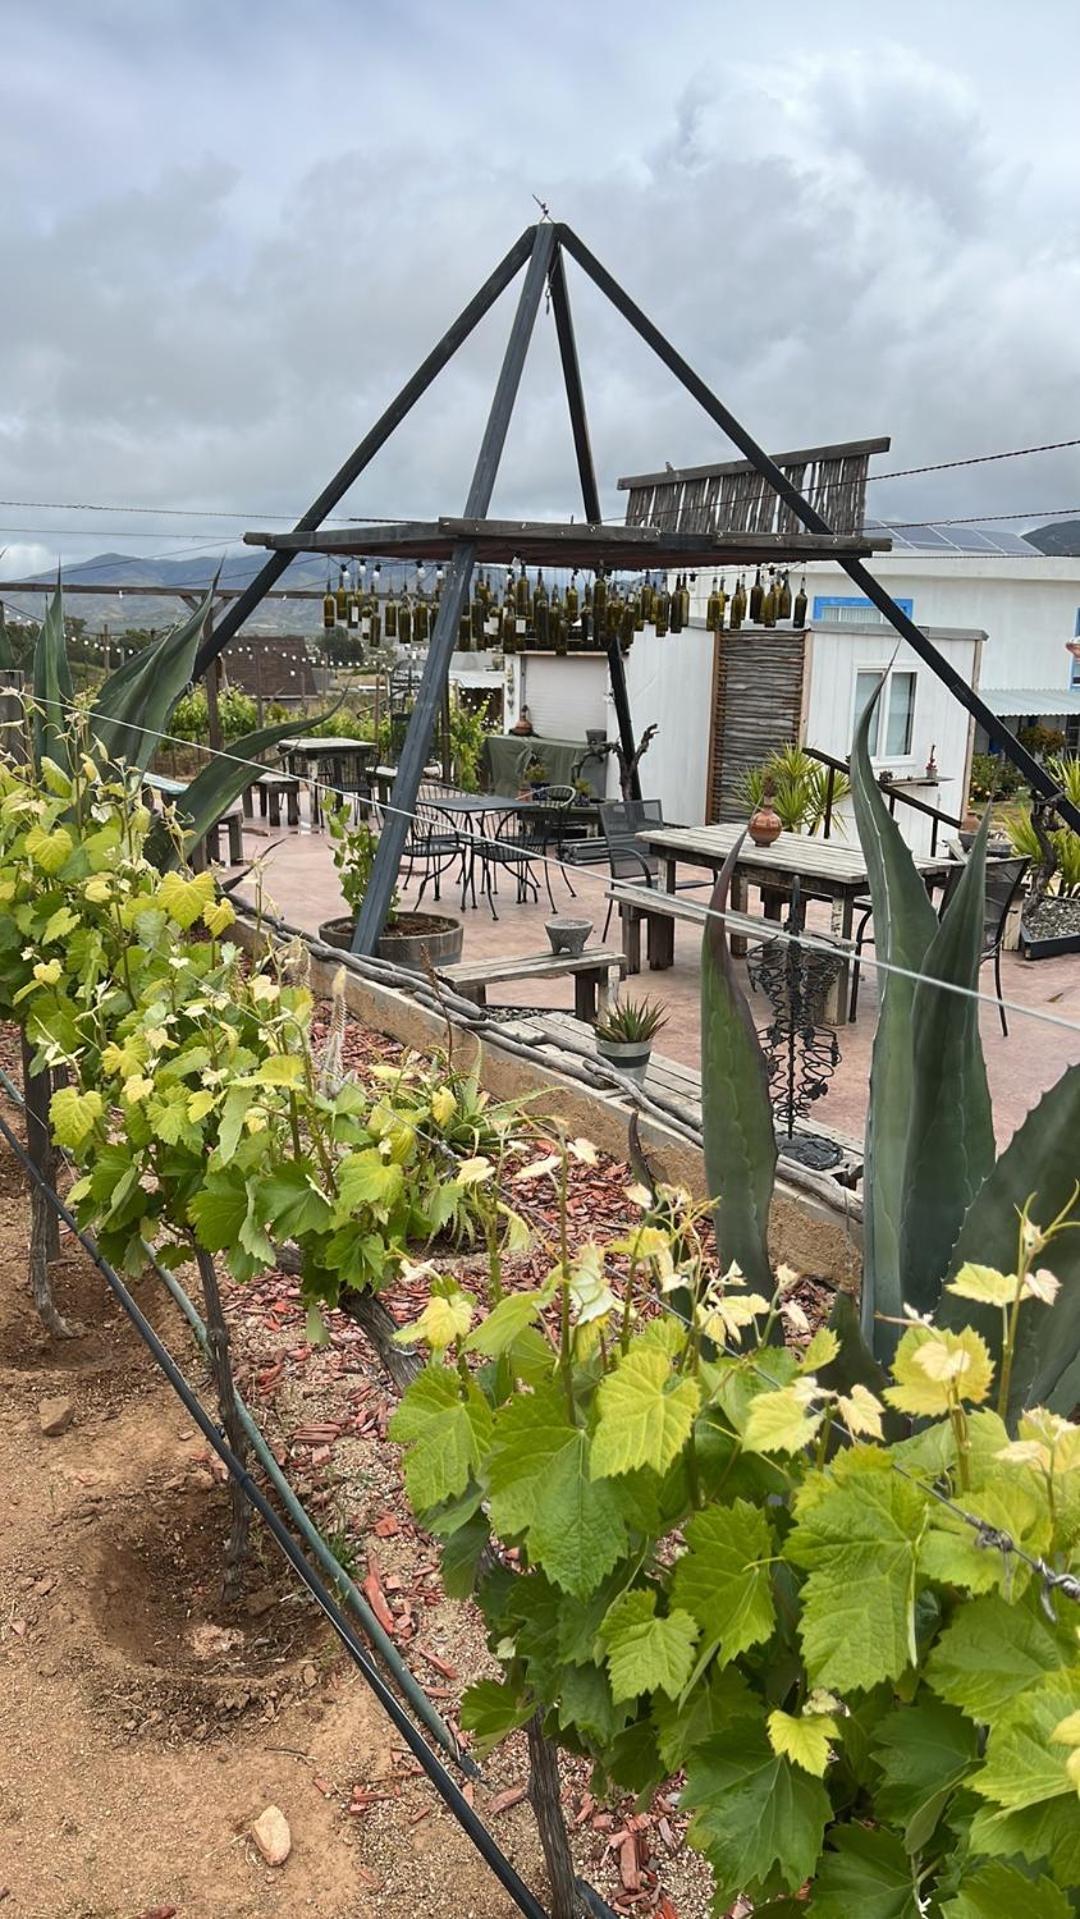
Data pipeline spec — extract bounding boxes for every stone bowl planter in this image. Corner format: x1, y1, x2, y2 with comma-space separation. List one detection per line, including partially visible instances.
317, 912, 464, 973
545, 917, 593, 957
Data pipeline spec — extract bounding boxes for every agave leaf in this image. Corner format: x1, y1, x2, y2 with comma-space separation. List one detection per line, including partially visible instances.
700, 836, 777, 1292
153, 707, 339, 869
850, 691, 937, 1356
87, 587, 215, 774
32, 584, 74, 771
938, 1062, 1080, 1418
898, 809, 995, 1316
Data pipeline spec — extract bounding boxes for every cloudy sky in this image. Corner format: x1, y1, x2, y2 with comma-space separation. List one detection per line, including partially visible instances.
3, 0, 1080, 578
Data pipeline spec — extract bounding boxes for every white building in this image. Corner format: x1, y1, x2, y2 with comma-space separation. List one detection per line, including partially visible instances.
787, 519, 1080, 748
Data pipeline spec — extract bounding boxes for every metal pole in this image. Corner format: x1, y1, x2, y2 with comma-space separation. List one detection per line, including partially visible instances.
192, 229, 538, 680
549, 244, 641, 801
557, 224, 1080, 836
353, 223, 559, 954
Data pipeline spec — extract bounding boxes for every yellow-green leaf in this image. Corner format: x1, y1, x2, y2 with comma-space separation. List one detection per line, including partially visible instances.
396, 1290, 474, 1352
591, 1345, 700, 1478
947, 1262, 1019, 1307
886, 1325, 994, 1417
49, 1085, 104, 1150
743, 1381, 824, 1455
767, 1707, 838, 1776
156, 869, 216, 929
25, 823, 74, 875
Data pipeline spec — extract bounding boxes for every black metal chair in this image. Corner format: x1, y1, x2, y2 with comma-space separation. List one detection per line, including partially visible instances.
402, 798, 465, 906
468, 808, 557, 920
848, 856, 1029, 1034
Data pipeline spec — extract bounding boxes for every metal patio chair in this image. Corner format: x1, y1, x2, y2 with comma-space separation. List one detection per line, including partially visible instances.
848, 854, 1029, 1033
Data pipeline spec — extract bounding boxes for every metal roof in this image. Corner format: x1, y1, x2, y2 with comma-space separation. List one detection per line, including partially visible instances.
864, 519, 1042, 557
981, 685, 1080, 715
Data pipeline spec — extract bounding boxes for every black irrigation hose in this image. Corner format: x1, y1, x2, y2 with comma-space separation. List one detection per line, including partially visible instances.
0, 1106, 551, 1919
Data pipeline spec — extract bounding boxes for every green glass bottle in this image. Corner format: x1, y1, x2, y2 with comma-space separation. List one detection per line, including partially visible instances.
384, 592, 398, 640
717, 576, 727, 630
565, 574, 579, 624
334, 564, 349, 624
654, 582, 669, 637
640, 574, 654, 621
398, 597, 412, 647
533, 569, 550, 647
322, 576, 336, 632
552, 602, 567, 655
706, 576, 721, 633
778, 569, 792, 620
515, 563, 530, 617
749, 567, 763, 623
413, 598, 429, 645
761, 572, 776, 627
730, 576, 746, 629
458, 607, 472, 651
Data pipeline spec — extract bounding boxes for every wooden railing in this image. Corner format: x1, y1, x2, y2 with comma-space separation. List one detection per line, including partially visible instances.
618, 437, 890, 541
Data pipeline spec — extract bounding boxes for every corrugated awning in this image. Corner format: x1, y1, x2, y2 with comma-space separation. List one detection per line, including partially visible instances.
981, 685, 1080, 716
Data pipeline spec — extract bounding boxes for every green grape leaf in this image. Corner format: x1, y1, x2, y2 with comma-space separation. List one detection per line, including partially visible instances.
463, 1288, 551, 1358
926, 1593, 1073, 1720
941, 1858, 1074, 1919
335, 1147, 405, 1214
557, 1661, 633, 1748
653, 1665, 759, 1772
256, 1163, 334, 1240
486, 1387, 627, 1597
683, 1726, 830, 1910
591, 1345, 700, 1479
968, 1795, 1080, 1886
973, 1672, 1080, 1813
670, 1499, 775, 1664
787, 1470, 928, 1690
766, 1708, 837, 1777
600, 1589, 699, 1703
440, 1511, 489, 1600
459, 1679, 533, 1754
873, 1696, 979, 1852
741, 1381, 824, 1454
921, 1478, 1047, 1597
390, 1366, 493, 1515
810, 1826, 921, 1919
49, 1085, 103, 1151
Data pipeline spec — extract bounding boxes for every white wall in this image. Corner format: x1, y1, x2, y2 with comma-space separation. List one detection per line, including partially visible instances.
501, 629, 715, 824
805, 624, 981, 855
610, 625, 716, 824
788, 555, 1080, 697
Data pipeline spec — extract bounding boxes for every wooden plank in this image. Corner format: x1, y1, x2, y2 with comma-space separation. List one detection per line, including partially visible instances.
616, 437, 891, 489
639, 822, 952, 884
245, 525, 889, 562
441, 946, 625, 989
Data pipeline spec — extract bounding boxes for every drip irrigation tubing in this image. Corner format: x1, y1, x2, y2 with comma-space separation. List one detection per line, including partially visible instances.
0, 1055, 470, 1773
0, 1100, 554, 1919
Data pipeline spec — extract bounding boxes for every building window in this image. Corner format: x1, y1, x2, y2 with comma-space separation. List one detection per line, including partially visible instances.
852, 667, 917, 758
813, 594, 914, 625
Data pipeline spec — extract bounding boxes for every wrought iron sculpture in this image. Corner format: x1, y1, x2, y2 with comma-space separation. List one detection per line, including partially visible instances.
747, 881, 843, 1164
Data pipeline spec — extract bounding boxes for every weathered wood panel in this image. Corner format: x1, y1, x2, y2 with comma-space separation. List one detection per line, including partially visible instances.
706, 629, 809, 822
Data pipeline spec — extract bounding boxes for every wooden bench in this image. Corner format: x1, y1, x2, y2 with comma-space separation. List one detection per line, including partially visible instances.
439, 945, 626, 1023
607, 882, 710, 972
243, 770, 301, 828
203, 805, 244, 866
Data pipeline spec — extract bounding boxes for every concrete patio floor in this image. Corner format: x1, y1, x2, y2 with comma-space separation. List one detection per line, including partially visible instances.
231, 809, 1080, 1152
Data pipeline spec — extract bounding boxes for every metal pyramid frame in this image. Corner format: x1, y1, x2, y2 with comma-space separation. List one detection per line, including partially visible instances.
192, 221, 1079, 952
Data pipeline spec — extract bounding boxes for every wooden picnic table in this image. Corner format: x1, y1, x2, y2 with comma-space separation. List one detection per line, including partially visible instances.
282, 738, 376, 825
637, 823, 954, 1022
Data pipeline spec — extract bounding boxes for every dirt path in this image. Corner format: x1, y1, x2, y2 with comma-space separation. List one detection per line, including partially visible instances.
0, 1140, 534, 1918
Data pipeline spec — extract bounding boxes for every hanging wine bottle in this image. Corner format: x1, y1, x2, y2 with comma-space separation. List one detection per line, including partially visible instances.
749, 566, 763, 623
632, 588, 644, 632
778, 569, 792, 620
398, 596, 412, 647
668, 575, 681, 633
322, 574, 336, 632
565, 573, 579, 625
368, 596, 381, 647
761, 572, 776, 627
413, 598, 429, 645
552, 600, 567, 655
730, 575, 746, 629
335, 564, 349, 624
792, 577, 807, 627
470, 581, 485, 644
680, 573, 691, 626
579, 586, 592, 647
533, 569, 550, 647
654, 580, 670, 637
458, 606, 472, 651
620, 597, 635, 651
706, 576, 721, 633
593, 573, 607, 635
716, 576, 727, 630
515, 562, 530, 618
384, 590, 398, 640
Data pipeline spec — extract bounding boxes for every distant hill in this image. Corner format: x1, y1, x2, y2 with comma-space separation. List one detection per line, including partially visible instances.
0, 548, 416, 636
1025, 519, 1080, 556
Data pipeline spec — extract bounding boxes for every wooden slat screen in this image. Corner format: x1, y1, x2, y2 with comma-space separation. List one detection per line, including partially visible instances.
706, 629, 809, 822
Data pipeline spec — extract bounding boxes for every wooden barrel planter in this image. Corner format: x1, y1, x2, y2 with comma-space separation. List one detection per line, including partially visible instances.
318, 913, 464, 973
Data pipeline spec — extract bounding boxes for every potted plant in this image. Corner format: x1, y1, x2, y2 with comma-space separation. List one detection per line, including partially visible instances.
318, 802, 464, 971
524, 755, 548, 796
594, 994, 667, 1084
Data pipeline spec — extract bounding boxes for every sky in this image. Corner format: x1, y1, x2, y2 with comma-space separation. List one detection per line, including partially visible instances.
3, 0, 1080, 579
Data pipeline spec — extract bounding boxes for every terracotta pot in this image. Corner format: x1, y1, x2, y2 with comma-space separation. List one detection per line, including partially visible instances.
748, 802, 783, 847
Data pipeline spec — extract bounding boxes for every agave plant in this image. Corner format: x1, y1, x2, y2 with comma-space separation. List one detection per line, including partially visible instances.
702, 694, 1080, 1421
31, 583, 330, 868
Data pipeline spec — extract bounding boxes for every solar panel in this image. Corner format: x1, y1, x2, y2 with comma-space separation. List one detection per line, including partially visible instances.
863, 518, 1043, 556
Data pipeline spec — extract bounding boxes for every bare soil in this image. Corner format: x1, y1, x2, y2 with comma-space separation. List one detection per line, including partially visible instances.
0, 1013, 725, 1918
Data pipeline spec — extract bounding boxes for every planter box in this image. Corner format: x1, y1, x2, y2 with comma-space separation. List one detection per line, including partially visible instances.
318, 912, 464, 972
1020, 921, 1080, 961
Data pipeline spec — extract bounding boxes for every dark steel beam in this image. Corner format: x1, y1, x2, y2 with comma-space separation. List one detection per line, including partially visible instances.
548, 242, 640, 800
352, 223, 560, 955
557, 224, 1080, 834
190, 226, 537, 678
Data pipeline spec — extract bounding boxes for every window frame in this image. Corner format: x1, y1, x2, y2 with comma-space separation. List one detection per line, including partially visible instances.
850, 663, 919, 765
